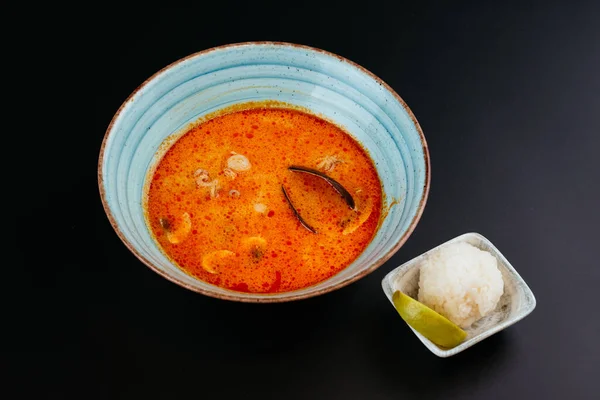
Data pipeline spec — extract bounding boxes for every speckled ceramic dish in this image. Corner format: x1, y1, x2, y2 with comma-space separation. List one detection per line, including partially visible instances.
382, 232, 536, 357
98, 42, 430, 302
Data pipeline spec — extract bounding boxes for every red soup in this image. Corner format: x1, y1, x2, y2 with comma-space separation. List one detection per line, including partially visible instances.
146, 107, 382, 293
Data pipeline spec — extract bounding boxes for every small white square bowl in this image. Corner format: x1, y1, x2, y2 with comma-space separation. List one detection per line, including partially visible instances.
381, 232, 536, 357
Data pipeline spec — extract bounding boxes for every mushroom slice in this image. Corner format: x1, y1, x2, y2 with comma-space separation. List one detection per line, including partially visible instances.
227, 154, 251, 172
253, 203, 268, 214
201, 250, 235, 274
163, 212, 192, 244
341, 198, 373, 235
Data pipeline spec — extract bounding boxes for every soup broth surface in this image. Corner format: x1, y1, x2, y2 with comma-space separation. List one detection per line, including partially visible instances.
146, 107, 382, 293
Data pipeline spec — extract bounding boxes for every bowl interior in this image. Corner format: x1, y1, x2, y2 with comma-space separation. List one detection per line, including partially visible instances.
99, 42, 429, 301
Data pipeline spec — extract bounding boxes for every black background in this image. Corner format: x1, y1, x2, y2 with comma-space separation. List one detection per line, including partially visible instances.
12, 2, 599, 399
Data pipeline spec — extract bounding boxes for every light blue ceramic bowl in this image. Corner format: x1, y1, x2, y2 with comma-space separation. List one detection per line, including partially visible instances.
98, 42, 430, 302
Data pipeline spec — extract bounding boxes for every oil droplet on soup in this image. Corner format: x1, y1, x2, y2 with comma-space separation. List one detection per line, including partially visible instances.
146, 108, 382, 293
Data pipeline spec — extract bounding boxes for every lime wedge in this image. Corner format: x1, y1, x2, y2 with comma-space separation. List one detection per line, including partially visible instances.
392, 291, 467, 348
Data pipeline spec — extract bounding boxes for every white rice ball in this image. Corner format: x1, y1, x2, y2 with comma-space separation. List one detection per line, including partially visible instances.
418, 242, 504, 328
